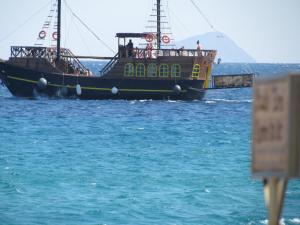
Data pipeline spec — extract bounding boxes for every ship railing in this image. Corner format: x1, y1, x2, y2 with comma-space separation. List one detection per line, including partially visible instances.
60, 48, 88, 74
10, 46, 88, 73
11, 46, 48, 59
100, 52, 119, 76
158, 49, 215, 57
132, 48, 215, 59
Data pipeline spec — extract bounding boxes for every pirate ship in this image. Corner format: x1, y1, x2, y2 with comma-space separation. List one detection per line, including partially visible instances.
0, 0, 216, 100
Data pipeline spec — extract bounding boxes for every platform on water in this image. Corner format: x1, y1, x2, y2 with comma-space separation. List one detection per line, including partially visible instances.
210, 73, 254, 89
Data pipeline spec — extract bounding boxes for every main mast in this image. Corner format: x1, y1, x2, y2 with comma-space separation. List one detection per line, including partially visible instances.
56, 0, 61, 61
157, 0, 161, 50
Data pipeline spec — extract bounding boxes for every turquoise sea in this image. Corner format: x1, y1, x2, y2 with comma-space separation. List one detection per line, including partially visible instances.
0, 63, 300, 225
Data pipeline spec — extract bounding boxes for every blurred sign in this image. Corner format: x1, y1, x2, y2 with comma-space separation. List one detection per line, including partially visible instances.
252, 74, 300, 178
213, 74, 253, 89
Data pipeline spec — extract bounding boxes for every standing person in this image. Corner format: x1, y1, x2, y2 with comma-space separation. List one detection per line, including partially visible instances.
197, 40, 202, 56
178, 46, 184, 56
127, 39, 134, 57
134, 47, 139, 58
146, 43, 153, 58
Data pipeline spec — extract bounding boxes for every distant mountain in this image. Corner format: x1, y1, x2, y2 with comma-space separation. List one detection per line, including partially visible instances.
175, 32, 256, 63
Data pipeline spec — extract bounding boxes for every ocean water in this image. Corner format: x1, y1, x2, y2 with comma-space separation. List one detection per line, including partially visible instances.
83, 61, 300, 77
0, 63, 300, 225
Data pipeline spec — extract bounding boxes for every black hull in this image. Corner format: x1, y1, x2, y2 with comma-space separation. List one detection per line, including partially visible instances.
0, 62, 205, 100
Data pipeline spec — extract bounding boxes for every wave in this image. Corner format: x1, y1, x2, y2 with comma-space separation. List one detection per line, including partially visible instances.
129, 99, 153, 104
259, 218, 289, 225
204, 188, 210, 193
259, 218, 300, 225
205, 100, 216, 104
15, 188, 24, 194
290, 218, 300, 224
167, 100, 179, 103
205, 98, 252, 103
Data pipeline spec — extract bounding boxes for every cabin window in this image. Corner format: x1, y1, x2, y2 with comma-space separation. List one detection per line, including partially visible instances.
192, 64, 201, 78
159, 64, 169, 77
124, 63, 134, 77
171, 64, 181, 77
147, 63, 157, 77
136, 63, 145, 77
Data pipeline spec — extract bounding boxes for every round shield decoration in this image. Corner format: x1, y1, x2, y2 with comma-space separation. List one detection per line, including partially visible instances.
162, 35, 170, 44
145, 33, 154, 42
39, 30, 47, 39
52, 32, 58, 40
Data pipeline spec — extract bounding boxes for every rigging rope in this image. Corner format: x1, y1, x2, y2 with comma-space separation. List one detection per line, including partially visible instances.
165, 1, 175, 44
73, 16, 93, 56
35, 0, 57, 46
167, 4, 192, 37
63, 0, 115, 54
0, 1, 51, 43
189, 0, 216, 32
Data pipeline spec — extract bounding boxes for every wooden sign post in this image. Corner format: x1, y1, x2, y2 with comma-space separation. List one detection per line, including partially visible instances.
252, 74, 300, 225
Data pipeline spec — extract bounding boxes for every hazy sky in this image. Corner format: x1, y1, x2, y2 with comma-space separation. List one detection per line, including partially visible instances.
0, 0, 299, 63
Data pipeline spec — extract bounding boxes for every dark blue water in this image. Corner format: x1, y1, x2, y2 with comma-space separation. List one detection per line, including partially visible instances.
0, 63, 300, 225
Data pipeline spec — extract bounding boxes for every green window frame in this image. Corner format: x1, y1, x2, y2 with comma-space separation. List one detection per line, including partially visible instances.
147, 63, 157, 77
136, 63, 145, 77
159, 64, 169, 77
124, 63, 134, 77
192, 64, 200, 78
171, 64, 181, 77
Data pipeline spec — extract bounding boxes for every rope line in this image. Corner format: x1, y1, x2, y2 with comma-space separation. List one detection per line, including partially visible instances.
189, 0, 216, 31
64, 0, 115, 54
0, 1, 51, 43
72, 16, 92, 56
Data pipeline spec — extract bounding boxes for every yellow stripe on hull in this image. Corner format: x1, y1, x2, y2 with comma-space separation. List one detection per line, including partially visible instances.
7, 75, 187, 93
204, 64, 212, 89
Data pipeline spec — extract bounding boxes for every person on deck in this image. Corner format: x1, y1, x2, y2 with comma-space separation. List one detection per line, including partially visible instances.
197, 40, 203, 56
134, 47, 139, 58
146, 43, 153, 58
177, 46, 184, 56
127, 39, 134, 58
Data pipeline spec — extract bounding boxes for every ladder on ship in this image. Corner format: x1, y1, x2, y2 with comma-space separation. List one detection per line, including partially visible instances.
99, 52, 119, 75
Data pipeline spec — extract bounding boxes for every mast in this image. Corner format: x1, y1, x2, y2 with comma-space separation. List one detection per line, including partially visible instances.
56, 0, 61, 61
157, 0, 161, 50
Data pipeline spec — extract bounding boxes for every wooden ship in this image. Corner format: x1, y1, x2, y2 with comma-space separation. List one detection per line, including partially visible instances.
0, 0, 217, 100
